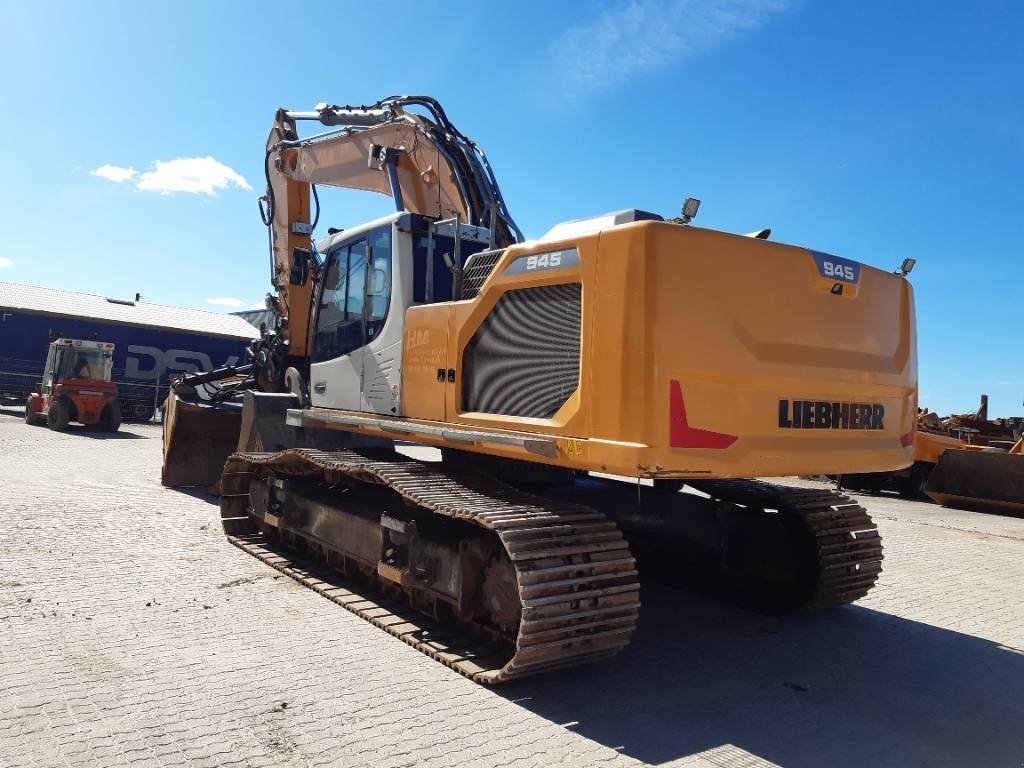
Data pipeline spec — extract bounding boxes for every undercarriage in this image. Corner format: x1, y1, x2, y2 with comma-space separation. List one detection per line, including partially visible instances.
220, 448, 882, 683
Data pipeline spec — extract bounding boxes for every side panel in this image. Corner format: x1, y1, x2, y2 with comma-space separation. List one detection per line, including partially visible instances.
631, 222, 917, 477
401, 304, 449, 421
446, 236, 598, 437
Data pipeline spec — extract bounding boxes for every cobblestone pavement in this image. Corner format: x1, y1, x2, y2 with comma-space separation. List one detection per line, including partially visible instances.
1, 407, 1022, 767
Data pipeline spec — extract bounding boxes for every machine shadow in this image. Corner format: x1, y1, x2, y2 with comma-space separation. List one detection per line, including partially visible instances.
498, 583, 1024, 767
64, 424, 149, 439
0, 406, 149, 438
171, 487, 219, 504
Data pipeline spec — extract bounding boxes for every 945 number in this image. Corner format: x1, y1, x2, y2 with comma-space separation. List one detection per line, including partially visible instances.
525, 253, 562, 270
822, 260, 856, 281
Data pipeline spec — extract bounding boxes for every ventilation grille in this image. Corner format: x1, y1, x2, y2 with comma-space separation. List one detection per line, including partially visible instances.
461, 249, 505, 300
461, 283, 581, 419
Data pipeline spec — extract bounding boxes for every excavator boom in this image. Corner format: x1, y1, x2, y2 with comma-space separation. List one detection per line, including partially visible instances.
265, 97, 521, 358
164, 97, 522, 486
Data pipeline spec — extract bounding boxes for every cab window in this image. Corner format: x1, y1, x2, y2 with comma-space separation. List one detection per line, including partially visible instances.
366, 228, 392, 341
312, 226, 392, 363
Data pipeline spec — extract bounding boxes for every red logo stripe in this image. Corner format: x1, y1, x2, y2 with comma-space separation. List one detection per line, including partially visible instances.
669, 380, 738, 450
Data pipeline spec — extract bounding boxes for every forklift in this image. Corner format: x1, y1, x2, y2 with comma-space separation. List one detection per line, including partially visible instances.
25, 338, 121, 432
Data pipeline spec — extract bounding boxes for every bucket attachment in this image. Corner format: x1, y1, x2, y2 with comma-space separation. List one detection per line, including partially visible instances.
924, 449, 1024, 514
161, 390, 304, 492
161, 391, 245, 491
163, 385, 392, 493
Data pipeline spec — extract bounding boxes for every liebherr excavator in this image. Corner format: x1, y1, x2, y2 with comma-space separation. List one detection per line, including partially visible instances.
162, 96, 918, 683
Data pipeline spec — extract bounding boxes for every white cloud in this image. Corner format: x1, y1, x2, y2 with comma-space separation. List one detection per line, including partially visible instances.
91, 156, 251, 196
91, 164, 138, 183
249, 301, 268, 310
545, 0, 788, 102
0, 257, 13, 268
206, 297, 246, 308
137, 156, 252, 196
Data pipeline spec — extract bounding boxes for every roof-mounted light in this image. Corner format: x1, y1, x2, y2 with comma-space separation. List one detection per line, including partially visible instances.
679, 197, 701, 224
895, 258, 916, 277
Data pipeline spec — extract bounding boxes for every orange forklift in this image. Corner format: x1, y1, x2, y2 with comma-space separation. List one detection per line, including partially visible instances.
24, 338, 121, 432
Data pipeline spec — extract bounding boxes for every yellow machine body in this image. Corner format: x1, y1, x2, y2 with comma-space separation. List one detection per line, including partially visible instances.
318, 219, 917, 479
160, 100, 917, 682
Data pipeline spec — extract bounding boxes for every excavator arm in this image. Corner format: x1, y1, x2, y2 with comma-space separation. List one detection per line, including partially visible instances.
163, 96, 522, 488
261, 96, 522, 361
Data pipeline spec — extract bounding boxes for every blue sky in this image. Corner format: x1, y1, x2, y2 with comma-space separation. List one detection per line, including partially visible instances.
1, 0, 1021, 417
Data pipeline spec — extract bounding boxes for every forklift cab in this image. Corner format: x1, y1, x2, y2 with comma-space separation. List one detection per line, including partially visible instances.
27, 339, 120, 431
43, 339, 114, 391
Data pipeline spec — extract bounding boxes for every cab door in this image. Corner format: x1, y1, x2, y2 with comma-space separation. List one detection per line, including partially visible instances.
360, 226, 402, 415
310, 238, 369, 411
310, 224, 404, 414
41, 345, 57, 395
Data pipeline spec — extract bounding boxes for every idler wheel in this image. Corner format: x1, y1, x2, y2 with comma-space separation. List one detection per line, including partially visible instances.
481, 551, 521, 636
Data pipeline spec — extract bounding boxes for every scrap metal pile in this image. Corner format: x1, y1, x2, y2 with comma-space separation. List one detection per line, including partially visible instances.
918, 395, 1023, 449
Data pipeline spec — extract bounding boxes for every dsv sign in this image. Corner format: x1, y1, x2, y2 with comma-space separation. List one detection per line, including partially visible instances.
125, 345, 241, 381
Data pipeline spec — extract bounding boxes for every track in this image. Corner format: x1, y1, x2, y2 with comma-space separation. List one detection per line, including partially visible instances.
690, 480, 884, 611
533, 473, 883, 614
217, 450, 881, 683
219, 448, 640, 684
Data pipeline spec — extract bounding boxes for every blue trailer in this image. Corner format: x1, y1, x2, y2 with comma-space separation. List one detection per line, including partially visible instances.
0, 282, 258, 420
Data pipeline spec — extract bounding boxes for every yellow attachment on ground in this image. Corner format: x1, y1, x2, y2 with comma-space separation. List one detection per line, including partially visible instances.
914, 430, 967, 464
161, 392, 243, 492
926, 447, 1024, 513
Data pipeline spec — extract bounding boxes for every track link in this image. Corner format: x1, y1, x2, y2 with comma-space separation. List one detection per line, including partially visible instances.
690, 479, 883, 611
219, 448, 640, 684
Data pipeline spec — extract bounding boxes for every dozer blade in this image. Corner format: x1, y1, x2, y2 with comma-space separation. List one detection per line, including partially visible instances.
925, 449, 1024, 514
161, 392, 245, 491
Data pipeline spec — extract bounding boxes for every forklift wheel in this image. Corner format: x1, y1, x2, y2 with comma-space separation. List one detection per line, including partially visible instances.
47, 399, 70, 431
24, 405, 43, 426
100, 402, 121, 433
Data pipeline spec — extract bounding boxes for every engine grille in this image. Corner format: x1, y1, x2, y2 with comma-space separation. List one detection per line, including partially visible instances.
461, 283, 581, 418
460, 249, 505, 300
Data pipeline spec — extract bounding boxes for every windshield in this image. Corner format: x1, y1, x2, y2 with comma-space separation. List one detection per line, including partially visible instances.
59, 347, 113, 381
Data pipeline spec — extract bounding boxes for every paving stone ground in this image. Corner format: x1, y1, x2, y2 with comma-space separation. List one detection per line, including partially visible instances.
1, 406, 1022, 767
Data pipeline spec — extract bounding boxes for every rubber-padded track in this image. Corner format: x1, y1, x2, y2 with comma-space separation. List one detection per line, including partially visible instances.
220, 449, 640, 684
691, 479, 883, 610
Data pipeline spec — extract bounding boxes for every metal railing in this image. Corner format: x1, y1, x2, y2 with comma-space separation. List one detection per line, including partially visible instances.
0, 356, 173, 422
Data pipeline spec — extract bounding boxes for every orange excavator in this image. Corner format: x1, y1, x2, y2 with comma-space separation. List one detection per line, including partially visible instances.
162, 96, 917, 682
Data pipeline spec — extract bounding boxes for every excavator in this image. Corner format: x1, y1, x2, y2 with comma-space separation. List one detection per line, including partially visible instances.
162, 96, 918, 683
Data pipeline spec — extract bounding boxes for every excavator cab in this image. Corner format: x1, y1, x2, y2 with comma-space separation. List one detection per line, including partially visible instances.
160, 213, 490, 488
309, 213, 489, 415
